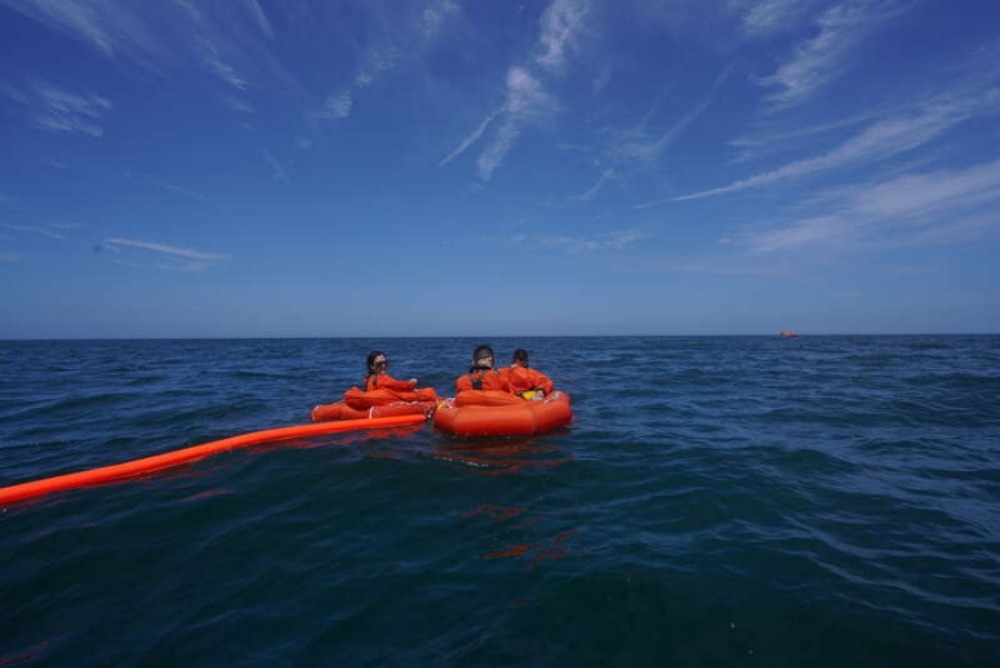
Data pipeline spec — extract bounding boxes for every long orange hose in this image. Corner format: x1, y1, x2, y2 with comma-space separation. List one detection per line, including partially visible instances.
0, 413, 426, 505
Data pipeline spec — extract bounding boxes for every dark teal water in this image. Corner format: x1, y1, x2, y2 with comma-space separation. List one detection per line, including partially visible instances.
1, 336, 998, 667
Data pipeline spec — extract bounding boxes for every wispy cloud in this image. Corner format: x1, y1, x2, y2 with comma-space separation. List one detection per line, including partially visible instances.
203, 44, 248, 90
0, 252, 19, 263
440, 108, 501, 167
246, 0, 275, 40
0, 1, 284, 91
665, 83, 999, 203
317, 0, 460, 123
317, 89, 353, 120
742, 0, 817, 37
421, 0, 460, 39
0, 0, 119, 56
728, 111, 878, 163
612, 65, 732, 167
446, 0, 588, 180
743, 159, 1000, 252
353, 44, 401, 88
537, 0, 589, 72
570, 169, 616, 202
128, 173, 218, 206
1, 81, 111, 137
0, 223, 67, 240
761, 0, 901, 107
478, 67, 556, 180
515, 228, 644, 253
99, 237, 229, 271
224, 95, 254, 114
262, 150, 289, 183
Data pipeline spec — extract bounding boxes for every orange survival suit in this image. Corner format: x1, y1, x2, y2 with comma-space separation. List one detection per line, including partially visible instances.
505, 365, 554, 397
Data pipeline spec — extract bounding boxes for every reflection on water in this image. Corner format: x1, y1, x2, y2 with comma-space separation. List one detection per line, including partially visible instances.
462, 503, 527, 521
431, 437, 573, 476
461, 502, 581, 572
0, 637, 62, 666
481, 529, 579, 569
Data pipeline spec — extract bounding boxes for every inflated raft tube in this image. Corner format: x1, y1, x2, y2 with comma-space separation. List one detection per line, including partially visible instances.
433, 390, 572, 438
311, 386, 439, 422
310, 400, 438, 421
0, 413, 426, 506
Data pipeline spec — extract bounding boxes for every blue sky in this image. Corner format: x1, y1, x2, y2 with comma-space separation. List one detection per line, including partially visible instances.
1, 0, 998, 338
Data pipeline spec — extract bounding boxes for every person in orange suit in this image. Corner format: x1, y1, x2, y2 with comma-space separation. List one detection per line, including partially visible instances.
504, 348, 554, 399
455, 344, 509, 393
364, 350, 418, 392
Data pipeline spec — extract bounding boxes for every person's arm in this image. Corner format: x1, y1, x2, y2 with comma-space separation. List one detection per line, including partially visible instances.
497, 367, 512, 393
378, 374, 418, 392
531, 368, 554, 394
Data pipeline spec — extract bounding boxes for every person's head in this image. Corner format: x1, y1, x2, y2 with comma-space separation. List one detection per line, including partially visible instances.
511, 348, 529, 368
366, 350, 389, 375
472, 344, 494, 369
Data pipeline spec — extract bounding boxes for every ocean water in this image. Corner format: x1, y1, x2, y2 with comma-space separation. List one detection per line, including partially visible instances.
1, 336, 998, 667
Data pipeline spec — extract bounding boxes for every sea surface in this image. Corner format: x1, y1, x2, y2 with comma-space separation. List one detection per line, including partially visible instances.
1, 336, 998, 667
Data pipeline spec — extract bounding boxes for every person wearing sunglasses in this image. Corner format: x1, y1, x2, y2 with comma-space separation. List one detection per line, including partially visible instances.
364, 351, 419, 392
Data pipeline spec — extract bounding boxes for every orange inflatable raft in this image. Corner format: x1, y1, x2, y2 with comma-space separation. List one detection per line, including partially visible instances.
433, 390, 572, 438
311, 386, 439, 422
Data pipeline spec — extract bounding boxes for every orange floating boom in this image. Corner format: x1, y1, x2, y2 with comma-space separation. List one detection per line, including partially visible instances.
0, 413, 426, 505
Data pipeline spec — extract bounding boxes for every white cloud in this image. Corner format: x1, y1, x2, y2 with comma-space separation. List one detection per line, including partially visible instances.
504, 66, 553, 118
262, 150, 289, 183
319, 89, 354, 119
850, 160, 1000, 219
462, 0, 587, 180
315, 1, 459, 124
204, 46, 248, 90
570, 169, 616, 202
440, 108, 501, 167
762, 0, 900, 107
0, 223, 66, 240
478, 122, 522, 182
537, 0, 589, 72
668, 85, 997, 202
743, 159, 1000, 252
421, 0, 460, 40
246, 0, 274, 40
613, 65, 732, 167
131, 174, 217, 206
354, 44, 401, 88
742, 0, 817, 37
0, 1, 283, 91
101, 237, 230, 262
2, 81, 111, 137
0, 0, 118, 56
224, 95, 254, 114
729, 111, 877, 162
477, 67, 555, 180
526, 228, 645, 253
747, 215, 847, 252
